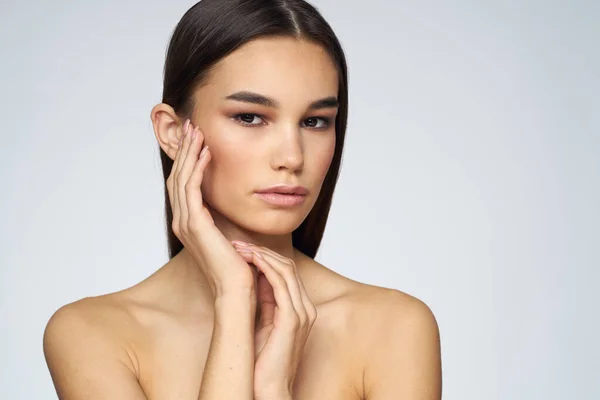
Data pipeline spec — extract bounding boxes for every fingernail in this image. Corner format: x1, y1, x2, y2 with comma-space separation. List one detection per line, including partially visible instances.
183, 119, 190, 133
239, 249, 253, 257
232, 240, 248, 247
200, 146, 209, 158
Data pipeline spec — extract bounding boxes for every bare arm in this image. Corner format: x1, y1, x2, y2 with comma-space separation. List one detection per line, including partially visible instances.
44, 121, 262, 399
163, 119, 260, 398
198, 292, 256, 400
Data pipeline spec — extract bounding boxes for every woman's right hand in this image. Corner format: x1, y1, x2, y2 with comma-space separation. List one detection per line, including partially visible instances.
167, 119, 257, 298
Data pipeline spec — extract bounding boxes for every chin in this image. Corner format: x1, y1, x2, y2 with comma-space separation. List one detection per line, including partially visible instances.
206, 193, 316, 236
240, 212, 308, 236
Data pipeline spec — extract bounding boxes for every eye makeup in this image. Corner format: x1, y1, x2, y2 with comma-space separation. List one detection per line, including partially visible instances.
230, 112, 333, 130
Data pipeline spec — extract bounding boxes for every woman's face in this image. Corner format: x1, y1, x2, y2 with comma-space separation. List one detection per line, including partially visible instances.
193, 37, 339, 236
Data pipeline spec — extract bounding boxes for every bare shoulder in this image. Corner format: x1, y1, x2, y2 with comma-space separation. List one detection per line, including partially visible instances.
43, 293, 147, 398
348, 283, 442, 399
308, 261, 441, 399
350, 282, 439, 331
306, 257, 438, 328
348, 281, 441, 364
322, 273, 439, 346
43, 292, 139, 355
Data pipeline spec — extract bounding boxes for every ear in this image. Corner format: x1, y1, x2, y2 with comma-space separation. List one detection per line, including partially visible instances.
150, 103, 185, 160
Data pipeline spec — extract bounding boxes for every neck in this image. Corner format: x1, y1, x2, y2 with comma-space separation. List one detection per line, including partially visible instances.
166, 211, 303, 310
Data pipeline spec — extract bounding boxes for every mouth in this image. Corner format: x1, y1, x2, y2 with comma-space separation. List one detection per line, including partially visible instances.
255, 192, 306, 206
255, 185, 308, 207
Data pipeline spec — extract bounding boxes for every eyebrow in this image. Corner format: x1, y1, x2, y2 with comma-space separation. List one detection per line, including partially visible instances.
225, 91, 339, 110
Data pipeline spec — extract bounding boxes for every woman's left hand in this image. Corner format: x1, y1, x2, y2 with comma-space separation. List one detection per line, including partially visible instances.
232, 241, 317, 399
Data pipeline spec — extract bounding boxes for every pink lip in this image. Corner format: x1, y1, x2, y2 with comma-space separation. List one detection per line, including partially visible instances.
256, 192, 306, 206
256, 185, 309, 195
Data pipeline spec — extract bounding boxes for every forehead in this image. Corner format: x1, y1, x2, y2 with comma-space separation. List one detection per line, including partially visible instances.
203, 36, 339, 101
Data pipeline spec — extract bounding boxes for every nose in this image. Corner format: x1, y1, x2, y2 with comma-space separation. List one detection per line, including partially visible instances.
270, 125, 304, 173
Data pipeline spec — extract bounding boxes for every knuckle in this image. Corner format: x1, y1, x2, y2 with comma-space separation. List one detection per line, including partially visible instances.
281, 262, 294, 274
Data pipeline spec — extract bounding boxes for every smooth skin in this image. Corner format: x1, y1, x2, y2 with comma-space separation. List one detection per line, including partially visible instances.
43, 37, 442, 399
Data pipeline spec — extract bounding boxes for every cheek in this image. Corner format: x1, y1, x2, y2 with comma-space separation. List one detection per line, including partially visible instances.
311, 134, 336, 180
203, 117, 259, 162
200, 120, 255, 195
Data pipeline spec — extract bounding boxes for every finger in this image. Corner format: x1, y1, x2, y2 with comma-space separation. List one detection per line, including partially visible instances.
173, 120, 191, 178
232, 243, 295, 277
259, 251, 307, 326
231, 247, 260, 279
259, 248, 314, 322
186, 144, 211, 225
250, 252, 296, 322
174, 121, 193, 229
177, 124, 199, 228
233, 248, 278, 331
251, 251, 306, 332
233, 242, 288, 263
235, 245, 306, 306
295, 272, 317, 326
184, 124, 206, 165
232, 243, 311, 322
235, 248, 255, 264
168, 120, 190, 230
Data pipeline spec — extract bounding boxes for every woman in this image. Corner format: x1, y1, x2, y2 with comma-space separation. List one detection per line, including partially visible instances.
43, 0, 442, 398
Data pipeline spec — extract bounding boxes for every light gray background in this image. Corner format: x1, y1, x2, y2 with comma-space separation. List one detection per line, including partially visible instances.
1, 0, 598, 399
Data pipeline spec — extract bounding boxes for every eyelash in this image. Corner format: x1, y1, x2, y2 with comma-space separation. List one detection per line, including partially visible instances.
232, 113, 332, 130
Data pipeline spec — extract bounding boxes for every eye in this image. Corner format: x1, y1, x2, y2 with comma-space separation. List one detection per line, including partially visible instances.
302, 117, 330, 130
233, 113, 265, 126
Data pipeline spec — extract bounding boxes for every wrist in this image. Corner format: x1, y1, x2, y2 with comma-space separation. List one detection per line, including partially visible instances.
213, 273, 256, 300
214, 290, 256, 313
214, 285, 255, 299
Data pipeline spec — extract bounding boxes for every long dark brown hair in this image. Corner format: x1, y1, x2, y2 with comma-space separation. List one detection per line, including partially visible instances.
159, 0, 348, 259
